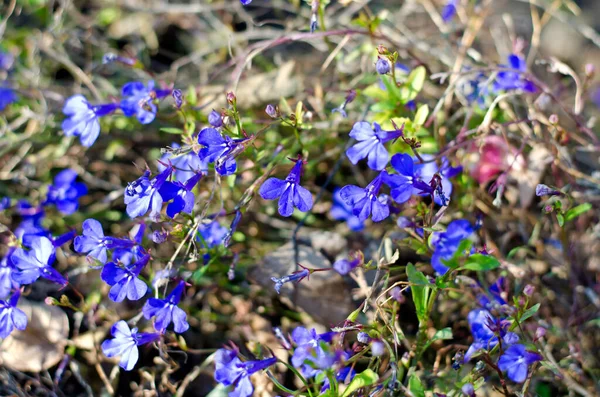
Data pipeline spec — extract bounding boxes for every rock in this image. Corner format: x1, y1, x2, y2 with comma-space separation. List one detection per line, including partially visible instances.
249, 242, 354, 326
297, 229, 347, 259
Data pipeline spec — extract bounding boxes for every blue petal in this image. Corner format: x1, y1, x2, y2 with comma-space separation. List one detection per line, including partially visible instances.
259, 178, 286, 200
293, 185, 313, 212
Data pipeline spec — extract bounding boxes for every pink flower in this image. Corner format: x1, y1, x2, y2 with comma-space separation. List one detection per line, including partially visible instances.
467, 136, 524, 185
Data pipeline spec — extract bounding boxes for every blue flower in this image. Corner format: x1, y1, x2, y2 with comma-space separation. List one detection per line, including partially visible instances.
376, 58, 391, 75
494, 54, 536, 93
259, 159, 313, 217
120, 81, 170, 124
329, 188, 364, 231
346, 122, 403, 171
464, 309, 517, 362
159, 173, 202, 218
441, 0, 457, 22
240, 0, 252, 4
290, 327, 335, 378
0, 86, 17, 111
74, 219, 135, 264
143, 280, 189, 333
386, 153, 433, 204
100, 254, 150, 302
0, 250, 17, 298
0, 51, 14, 71
208, 110, 223, 127
339, 171, 390, 223
124, 168, 172, 220
101, 320, 160, 371
498, 344, 542, 383
197, 221, 228, 248
333, 252, 363, 275
0, 290, 27, 338
197, 128, 247, 175
271, 268, 309, 294
158, 143, 207, 182
431, 219, 474, 274
413, 154, 461, 206
44, 169, 87, 215
14, 202, 49, 246
62, 95, 117, 147
214, 349, 277, 397
10, 236, 66, 286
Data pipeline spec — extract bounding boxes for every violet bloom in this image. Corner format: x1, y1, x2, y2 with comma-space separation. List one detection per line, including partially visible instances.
333, 252, 363, 275
62, 95, 117, 147
197, 221, 228, 248
376, 58, 391, 75
142, 280, 189, 333
329, 188, 364, 231
159, 173, 202, 218
535, 184, 561, 197
208, 110, 223, 127
74, 219, 134, 264
291, 327, 335, 378
413, 154, 461, 206
10, 236, 66, 286
120, 81, 170, 124
346, 122, 403, 171
498, 344, 542, 383
464, 309, 517, 362
44, 169, 87, 215
240, 0, 252, 4
100, 254, 150, 302
431, 219, 473, 275
271, 269, 309, 294
259, 160, 313, 217
214, 349, 277, 397
124, 168, 172, 220
494, 54, 536, 93
101, 320, 160, 371
197, 127, 247, 175
339, 171, 390, 223
158, 143, 207, 182
0, 86, 17, 111
441, 0, 457, 22
386, 153, 432, 204
0, 250, 16, 298
0, 291, 27, 338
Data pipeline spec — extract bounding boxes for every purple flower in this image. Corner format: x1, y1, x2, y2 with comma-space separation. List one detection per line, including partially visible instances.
330, 188, 365, 231
290, 327, 335, 377
44, 169, 87, 215
240, 0, 252, 4
158, 143, 207, 182
0, 291, 27, 338
62, 95, 117, 147
197, 128, 247, 175
208, 110, 223, 127
100, 254, 150, 302
271, 268, 309, 294
259, 160, 313, 217
494, 54, 536, 93
413, 154, 461, 206
498, 344, 542, 383
461, 383, 475, 397
0, 196, 9, 210
120, 81, 169, 124
339, 171, 390, 223
346, 122, 403, 171
431, 219, 473, 274
172, 89, 183, 108
101, 320, 160, 371
10, 236, 66, 285
0, 250, 17, 298
441, 0, 457, 22
333, 252, 363, 275
197, 221, 228, 248
124, 168, 172, 220
385, 153, 433, 204
265, 104, 278, 118
0, 51, 14, 71
159, 173, 202, 218
143, 280, 189, 333
535, 184, 561, 197
14, 202, 49, 246
464, 309, 516, 362
0, 86, 17, 111
376, 58, 391, 75
74, 219, 135, 264
214, 349, 277, 397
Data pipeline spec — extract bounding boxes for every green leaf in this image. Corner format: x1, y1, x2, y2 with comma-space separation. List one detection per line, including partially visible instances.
341, 369, 379, 397
399, 66, 426, 103
408, 374, 426, 397
423, 327, 453, 351
407, 264, 431, 323
413, 104, 429, 126
160, 127, 184, 135
519, 303, 540, 322
463, 254, 500, 271
565, 203, 592, 222
556, 213, 565, 227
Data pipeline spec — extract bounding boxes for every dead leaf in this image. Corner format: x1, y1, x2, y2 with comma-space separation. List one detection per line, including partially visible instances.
0, 299, 69, 372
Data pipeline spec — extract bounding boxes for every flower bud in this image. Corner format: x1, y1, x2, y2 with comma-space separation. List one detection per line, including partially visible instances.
376, 58, 391, 75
